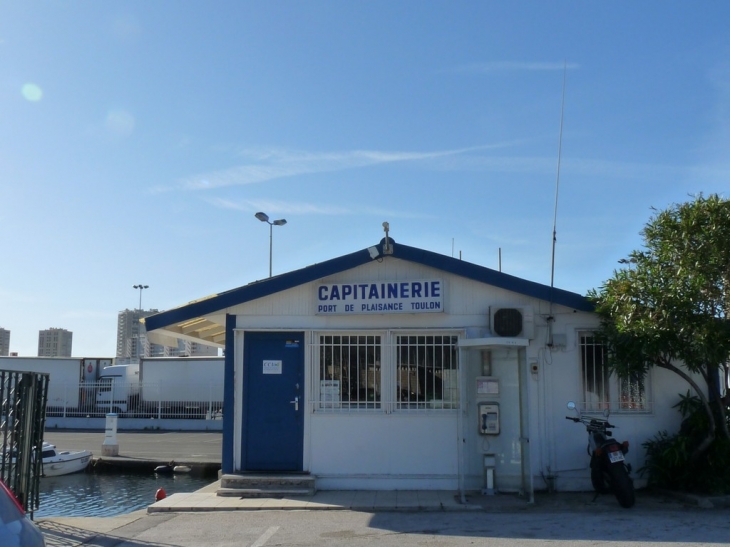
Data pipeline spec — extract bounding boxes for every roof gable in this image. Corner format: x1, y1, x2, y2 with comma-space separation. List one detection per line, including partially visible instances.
144, 239, 592, 337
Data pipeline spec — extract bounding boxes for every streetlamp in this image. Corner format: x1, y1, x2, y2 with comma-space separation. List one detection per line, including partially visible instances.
133, 284, 149, 311
255, 212, 287, 277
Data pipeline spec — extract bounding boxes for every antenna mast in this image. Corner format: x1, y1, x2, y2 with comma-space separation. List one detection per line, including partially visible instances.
550, 62, 567, 293
547, 62, 567, 347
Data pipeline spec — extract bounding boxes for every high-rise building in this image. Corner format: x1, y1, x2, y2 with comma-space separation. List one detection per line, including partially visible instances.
116, 309, 220, 362
174, 339, 220, 357
0, 328, 9, 356
38, 328, 73, 357
116, 308, 166, 362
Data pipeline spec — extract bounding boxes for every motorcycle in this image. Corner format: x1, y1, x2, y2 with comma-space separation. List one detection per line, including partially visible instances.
566, 401, 635, 508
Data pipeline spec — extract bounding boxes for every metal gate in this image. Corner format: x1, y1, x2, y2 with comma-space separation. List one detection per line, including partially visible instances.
0, 370, 49, 517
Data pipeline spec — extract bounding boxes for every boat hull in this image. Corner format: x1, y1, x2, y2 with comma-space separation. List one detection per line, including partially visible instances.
42, 448, 92, 477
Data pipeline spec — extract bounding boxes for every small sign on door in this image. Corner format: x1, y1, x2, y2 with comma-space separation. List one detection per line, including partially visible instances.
263, 360, 282, 375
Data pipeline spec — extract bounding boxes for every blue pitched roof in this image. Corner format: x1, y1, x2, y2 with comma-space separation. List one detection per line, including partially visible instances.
144, 238, 592, 334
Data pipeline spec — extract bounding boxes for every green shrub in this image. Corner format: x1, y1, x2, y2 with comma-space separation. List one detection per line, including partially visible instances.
641, 392, 730, 494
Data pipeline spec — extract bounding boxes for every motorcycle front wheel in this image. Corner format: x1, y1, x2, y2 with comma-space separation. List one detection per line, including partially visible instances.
608, 463, 635, 508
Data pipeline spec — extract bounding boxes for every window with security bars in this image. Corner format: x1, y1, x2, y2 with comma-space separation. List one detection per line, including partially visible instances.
619, 373, 647, 410
396, 335, 458, 410
318, 335, 381, 409
580, 332, 648, 412
580, 333, 609, 411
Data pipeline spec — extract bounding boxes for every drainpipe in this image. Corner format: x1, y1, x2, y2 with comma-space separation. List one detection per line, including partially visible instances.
523, 352, 535, 504
457, 346, 466, 504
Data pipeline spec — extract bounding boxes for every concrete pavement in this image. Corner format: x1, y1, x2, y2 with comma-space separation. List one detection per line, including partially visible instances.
43, 429, 222, 475
36, 488, 726, 547
43, 430, 222, 464
148, 480, 484, 513
34, 430, 730, 546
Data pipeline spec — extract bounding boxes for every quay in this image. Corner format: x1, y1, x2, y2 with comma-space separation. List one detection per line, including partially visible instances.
43, 429, 222, 476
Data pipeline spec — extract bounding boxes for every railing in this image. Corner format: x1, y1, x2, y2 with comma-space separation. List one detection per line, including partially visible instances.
44, 381, 224, 420
0, 369, 49, 517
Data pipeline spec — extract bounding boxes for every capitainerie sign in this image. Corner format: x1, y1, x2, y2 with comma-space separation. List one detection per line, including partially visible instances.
316, 279, 443, 315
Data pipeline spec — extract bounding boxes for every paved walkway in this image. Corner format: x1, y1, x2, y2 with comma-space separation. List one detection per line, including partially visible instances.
149, 481, 487, 512
147, 481, 724, 513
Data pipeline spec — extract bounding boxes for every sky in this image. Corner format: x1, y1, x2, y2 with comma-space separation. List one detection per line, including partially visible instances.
1, 2, 730, 357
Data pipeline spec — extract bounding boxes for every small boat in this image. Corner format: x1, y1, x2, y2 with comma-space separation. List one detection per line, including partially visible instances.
40, 442, 92, 477
154, 464, 174, 474
154, 463, 192, 474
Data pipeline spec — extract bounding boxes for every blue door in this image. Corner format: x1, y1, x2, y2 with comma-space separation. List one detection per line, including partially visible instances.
242, 332, 304, 471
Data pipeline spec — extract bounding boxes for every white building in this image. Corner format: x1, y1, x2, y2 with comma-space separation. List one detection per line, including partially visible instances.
144, 238, 694, 498
38, 328, 72, 357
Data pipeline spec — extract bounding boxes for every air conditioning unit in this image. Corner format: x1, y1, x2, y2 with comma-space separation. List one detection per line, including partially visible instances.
491, 307, 534, 339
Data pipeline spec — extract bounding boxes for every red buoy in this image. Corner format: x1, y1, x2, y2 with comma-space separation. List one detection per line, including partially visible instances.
155, 488, 167, 501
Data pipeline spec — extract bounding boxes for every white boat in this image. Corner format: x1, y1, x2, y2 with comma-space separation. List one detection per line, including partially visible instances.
40, 442, 92, 477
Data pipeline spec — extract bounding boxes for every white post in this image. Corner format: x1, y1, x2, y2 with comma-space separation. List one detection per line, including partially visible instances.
457, 346, 466, 504
101, 413, 119, 456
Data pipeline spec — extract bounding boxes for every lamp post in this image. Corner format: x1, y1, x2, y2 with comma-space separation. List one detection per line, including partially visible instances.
255, 212, 287, 277
133, 284, 149, 311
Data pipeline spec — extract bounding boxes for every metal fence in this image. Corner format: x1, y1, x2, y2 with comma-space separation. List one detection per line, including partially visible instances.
45, 381, 224, 420
0, 369, 49, 517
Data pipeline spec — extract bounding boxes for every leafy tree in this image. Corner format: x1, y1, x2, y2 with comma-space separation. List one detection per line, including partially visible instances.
589, 194, 730, 462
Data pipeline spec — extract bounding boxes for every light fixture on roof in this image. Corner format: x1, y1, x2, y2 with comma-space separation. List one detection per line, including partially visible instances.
382, 221, 393, 255
255, 212, 287, 278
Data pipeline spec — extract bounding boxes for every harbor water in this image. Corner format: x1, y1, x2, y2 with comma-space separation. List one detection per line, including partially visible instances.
34, 471, 213, 518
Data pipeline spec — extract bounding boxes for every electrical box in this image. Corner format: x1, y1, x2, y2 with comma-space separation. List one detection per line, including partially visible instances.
476, 376, 499, 397
478, 403, 500, 435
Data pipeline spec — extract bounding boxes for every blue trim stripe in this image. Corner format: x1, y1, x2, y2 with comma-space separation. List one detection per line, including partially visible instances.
221, 313, 235, 474
145, 239, 592, 332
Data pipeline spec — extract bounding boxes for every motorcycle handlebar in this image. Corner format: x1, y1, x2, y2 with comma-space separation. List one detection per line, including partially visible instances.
565, 414, 618, 430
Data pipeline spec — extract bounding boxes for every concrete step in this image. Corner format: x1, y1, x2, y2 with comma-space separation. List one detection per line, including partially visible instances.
218, 474, 316, 498
216, 487, 314, 498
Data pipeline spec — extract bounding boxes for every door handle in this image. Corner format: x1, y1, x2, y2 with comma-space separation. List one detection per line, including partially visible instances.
290, 396, 299, 411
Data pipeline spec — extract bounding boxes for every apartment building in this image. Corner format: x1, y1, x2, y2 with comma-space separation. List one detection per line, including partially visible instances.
38, 328, 73, 357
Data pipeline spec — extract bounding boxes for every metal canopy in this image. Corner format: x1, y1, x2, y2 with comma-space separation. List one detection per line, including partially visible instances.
457, 337, 530, 349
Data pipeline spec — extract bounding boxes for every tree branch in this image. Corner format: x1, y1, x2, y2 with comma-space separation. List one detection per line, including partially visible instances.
656, 358, 715, 460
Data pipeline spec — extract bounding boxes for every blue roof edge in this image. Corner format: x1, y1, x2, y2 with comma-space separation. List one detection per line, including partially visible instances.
145, 238, 593, 332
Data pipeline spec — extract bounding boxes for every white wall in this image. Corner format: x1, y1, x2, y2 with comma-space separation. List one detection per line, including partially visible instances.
230, 257, 697, 492
527, 315, 706, 492
310, 413, 458, 490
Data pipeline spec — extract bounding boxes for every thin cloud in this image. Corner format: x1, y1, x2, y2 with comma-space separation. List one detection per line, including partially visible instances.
178, 143, 520, 191
205, 197, 436, 220
207, 198, 351, 216
433, 155, 695, 181
454, 61, 580, 73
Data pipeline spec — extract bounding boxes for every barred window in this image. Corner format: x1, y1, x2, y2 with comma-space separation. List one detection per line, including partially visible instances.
396, 335, 458, 410
619, 373, 647, 410
319, 335, 381, 409
580, 333, 609, 411
579, 332, 648, 412
314, 331, 460, 412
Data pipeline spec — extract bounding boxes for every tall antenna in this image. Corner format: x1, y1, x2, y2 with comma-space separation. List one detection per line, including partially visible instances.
550, 62, 567, 293
548, 62, 567, 345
